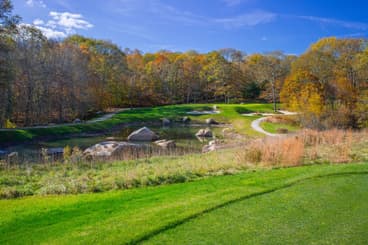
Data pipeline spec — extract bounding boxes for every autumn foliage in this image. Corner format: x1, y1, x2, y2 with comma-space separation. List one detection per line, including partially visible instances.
281, 37, 368, 129
0, 2, 367, 129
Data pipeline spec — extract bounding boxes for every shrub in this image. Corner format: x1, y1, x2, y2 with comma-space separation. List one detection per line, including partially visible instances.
4, 119, 16, 129
276, 128, 289, 134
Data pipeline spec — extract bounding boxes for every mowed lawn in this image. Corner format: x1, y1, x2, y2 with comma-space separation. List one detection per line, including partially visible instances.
1, 163, 367, 244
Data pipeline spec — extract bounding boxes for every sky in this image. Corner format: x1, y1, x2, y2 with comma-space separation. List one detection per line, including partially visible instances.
11, 0, 368, 54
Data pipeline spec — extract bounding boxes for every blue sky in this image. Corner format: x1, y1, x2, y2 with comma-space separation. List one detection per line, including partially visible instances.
12, 0, 368, 54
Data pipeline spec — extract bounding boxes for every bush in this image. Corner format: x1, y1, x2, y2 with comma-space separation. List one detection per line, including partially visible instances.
276, 128, 289, 134
4, 119, 16, 129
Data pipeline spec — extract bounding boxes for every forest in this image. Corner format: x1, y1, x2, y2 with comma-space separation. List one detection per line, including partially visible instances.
0, 0, 367, 129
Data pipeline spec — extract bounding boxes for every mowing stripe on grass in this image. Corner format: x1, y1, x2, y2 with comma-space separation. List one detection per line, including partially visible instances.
132, 171, 368, 244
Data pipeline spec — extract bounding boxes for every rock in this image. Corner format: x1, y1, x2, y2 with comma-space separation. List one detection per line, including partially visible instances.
196, 128, 213, 138
162, 118, 171, 126
127, 127, 159, 141
213, 105, 218, 110
7, 152, 18, 164
73, 118, 82, 124
202, 144, 215, 153
206, 118, 219, 125
202, 140, 219, 153
182, 116, 191, 124
83, 141, 141, 158
154, 139, 176, 149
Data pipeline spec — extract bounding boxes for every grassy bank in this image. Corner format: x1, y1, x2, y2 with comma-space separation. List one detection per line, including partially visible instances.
0, 163, 367, 244
0, 103, 274, 144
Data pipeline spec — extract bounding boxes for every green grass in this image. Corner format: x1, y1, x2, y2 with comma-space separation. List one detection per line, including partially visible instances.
261, 120, 300, 134
0, 103, 274, 144
147, 172, 368, 244
0, 162, 367, 244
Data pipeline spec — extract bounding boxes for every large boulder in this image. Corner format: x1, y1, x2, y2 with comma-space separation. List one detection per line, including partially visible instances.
206, 118, 219, 125
195, 128, 213, 138
83, 141, 140, 158
154, 139, 176, 149
127, 127, 159, 141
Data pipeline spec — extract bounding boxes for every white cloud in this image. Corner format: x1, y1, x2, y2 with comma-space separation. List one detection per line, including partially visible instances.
113, 0, 275, 29
48, 11, 94, 33
19, 23, 67, 39
298, 15, 368, 30
33, 18, 44, 25
214, 10, 276, 28
26, 0, 46, 8
30, 11, 93, 39
35, 26, 67, 39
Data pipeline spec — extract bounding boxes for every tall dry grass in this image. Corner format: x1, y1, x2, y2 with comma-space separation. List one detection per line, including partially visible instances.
301, 129, 354, 163
237, 128, 367, 167
236, 137, 304, 167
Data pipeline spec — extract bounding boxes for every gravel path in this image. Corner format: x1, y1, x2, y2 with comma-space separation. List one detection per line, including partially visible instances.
250, 110, 297, 137
251, 117, 281, 137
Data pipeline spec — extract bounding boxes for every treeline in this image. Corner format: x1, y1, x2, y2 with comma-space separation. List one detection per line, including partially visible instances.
281, 38, 368, 129
0, 0, 367, 129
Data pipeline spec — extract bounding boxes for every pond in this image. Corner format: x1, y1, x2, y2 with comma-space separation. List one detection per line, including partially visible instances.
2, 124, 226, 163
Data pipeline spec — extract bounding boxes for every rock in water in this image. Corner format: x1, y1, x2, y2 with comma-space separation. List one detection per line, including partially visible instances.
206, 118, 219, 125
83, 141, 141, 158
182, 116, 191, 124
195, 128, 213, 137
162, 118, 171, 126
202, 140, 218, 153
127, 127, 159, 141
154, 139, 176, 149
7, 152, 18, 164
73, 118, 82, 124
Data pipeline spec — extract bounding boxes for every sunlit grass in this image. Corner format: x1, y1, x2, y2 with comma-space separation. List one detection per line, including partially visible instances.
0, 163, 367, 244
